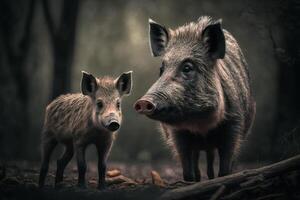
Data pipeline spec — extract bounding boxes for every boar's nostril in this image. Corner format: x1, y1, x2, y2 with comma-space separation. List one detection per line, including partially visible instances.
134, 99, 156, 115
135, 103, 142, 111
146, 103, 154, 111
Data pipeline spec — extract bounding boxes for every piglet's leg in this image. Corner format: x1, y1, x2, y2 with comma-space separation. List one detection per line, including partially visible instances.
95, 140, 113, 190
39, 137, 57, 188
55, 142, 74, 187
75, 144, 87, 188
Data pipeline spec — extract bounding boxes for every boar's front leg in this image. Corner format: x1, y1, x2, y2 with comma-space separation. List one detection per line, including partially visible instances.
75, 144, 87, 188
206, 149, 215, 179
174, 131, 195, 182
192, 150, 201, 182
179, 149, 194, 182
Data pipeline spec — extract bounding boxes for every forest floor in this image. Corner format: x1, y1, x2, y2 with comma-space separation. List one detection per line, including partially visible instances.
0, 160, 266, 200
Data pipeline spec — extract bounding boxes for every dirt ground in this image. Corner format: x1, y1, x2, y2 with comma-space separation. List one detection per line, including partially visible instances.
0, 160, 266, 200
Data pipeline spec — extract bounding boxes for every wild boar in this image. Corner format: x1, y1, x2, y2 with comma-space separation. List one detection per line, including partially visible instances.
39, 71, 132, 189
134, 16, 255, 181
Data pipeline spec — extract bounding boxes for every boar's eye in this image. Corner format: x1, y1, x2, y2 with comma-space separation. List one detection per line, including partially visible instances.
96, 100, 104, 110
159, 62, 165, 76
181, 61, 195, 74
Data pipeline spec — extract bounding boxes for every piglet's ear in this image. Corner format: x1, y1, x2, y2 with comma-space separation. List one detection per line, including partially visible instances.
202, 20, 226, 59
149, 18, 169, 57
81, 71, 98, 97
115, 71, 132, 96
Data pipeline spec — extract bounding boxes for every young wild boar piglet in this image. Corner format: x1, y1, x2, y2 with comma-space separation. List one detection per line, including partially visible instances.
39, 71, 132, 189
135, 16, 256, 182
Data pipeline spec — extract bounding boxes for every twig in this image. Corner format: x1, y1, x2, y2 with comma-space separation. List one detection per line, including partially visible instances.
41, 0, 56, 40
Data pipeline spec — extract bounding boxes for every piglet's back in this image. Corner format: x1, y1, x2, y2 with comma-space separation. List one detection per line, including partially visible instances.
43, 93, 93, 140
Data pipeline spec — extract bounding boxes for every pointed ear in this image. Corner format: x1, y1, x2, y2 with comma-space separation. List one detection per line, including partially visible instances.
115, 71, 132, 96
81, 71, 98, 97
202, 20, 226, 59
149, 18, 169, 57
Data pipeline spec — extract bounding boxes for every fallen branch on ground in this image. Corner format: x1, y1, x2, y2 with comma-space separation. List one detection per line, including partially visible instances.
159, 154, 300, 200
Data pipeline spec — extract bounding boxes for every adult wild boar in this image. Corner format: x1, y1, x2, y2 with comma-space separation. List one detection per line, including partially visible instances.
39, 71, 132, 189
135, 16, 255, 181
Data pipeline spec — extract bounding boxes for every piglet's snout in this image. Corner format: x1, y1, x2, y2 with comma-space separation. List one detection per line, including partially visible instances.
103, 114, 120, 132
107, 120, 120, 131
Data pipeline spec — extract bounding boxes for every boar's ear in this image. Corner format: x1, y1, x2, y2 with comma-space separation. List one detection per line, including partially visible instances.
115, 71, 132, 96
81, 71, 98, 97
202, 20, 226, 59
149, 18, 169, 57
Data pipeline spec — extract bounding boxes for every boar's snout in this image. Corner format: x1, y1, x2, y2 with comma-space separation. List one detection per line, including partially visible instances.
134, 99, 156, 115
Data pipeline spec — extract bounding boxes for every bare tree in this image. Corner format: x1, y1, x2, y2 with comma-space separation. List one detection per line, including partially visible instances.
0, 0, 37, 157
268, 0, 300, 160
42, 0, 80, 100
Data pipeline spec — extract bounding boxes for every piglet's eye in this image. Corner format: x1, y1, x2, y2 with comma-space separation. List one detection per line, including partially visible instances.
116, 101, 121, 109
97, 101, 103, 109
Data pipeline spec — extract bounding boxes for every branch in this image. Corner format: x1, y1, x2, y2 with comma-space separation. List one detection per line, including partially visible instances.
57, 0, 79, 38
159, 154, 300, 200
17, 0, 36, 75
19, 0, 36, 54
41, 0, 56, 40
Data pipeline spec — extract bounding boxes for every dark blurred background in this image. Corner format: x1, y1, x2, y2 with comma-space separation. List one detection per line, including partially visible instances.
0, 0, 299, 164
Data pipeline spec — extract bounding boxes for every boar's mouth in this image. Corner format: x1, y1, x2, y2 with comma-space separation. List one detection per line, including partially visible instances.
150, 107, 216, 125
135, 94, 216, 124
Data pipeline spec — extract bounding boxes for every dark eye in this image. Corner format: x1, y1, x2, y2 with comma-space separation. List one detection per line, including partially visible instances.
181, 61, 194, 74
159, 62, 165, 76
97, 100, 103, 109
116, 101, 121, 109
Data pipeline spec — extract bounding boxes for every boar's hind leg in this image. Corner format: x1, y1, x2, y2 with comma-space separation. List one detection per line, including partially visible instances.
39, 137, 57, 188
218, 138, 235, 177
192, 150, 201, 182
206, 149, 215, 179
55, 142, 74, 186
75, 144, 87, 188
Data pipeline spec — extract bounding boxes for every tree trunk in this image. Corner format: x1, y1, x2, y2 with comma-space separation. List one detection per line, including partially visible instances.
42, 0, 80, 100
0, 0, 36, 158
270, 0, 300, 160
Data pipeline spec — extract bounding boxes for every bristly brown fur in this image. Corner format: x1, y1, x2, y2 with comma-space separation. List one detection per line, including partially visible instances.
39, 72, 132, 189
143, 16, 256, 182
44, 93, 93, 139
169, 16, 216, 41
